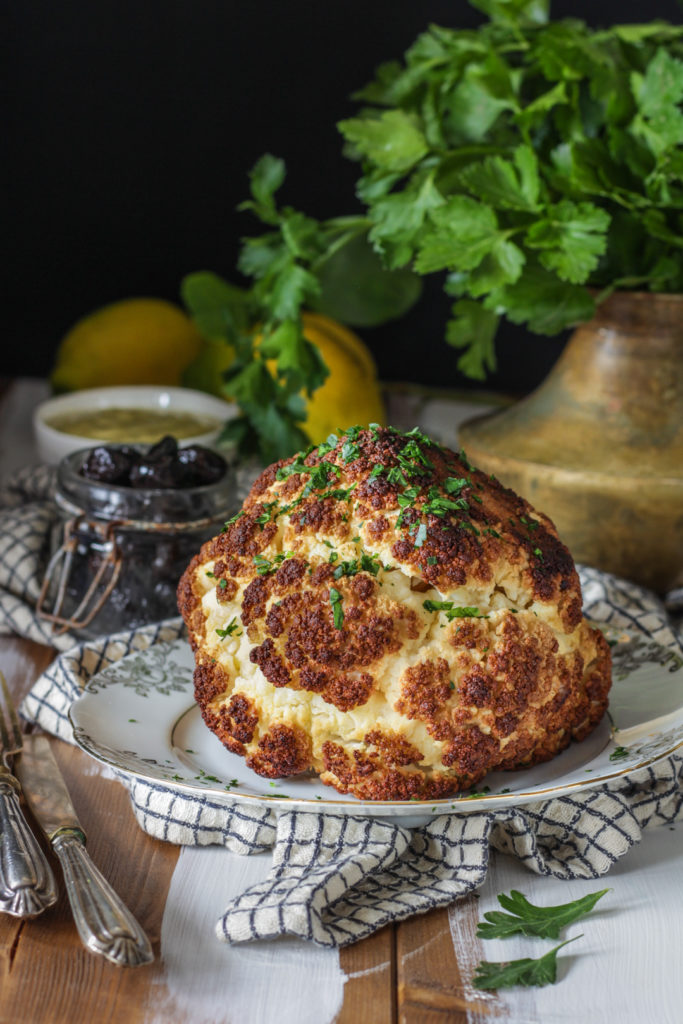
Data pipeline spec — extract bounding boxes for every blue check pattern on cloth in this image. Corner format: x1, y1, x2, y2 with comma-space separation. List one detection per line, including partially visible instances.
4, 468, 683, 948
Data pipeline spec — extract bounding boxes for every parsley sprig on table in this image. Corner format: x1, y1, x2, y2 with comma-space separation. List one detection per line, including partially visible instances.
472, 888, 609, 990
473, 936, 580, 990
182, 1, 683, 462
476, 888, 609, 940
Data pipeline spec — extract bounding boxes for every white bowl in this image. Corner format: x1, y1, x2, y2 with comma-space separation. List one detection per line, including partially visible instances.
34, 385, 237, 464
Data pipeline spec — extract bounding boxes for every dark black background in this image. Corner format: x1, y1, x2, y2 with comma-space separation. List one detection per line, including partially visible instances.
5, 1, 681, 394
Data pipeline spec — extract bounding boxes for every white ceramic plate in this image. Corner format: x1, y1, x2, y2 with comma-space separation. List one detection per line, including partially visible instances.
69, 631, 683, 820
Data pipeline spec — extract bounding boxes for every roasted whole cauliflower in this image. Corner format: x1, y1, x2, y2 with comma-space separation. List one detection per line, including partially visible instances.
178, 426, 611, 800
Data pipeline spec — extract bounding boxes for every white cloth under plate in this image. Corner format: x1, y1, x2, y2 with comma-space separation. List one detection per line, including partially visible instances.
19, 566, 683, 948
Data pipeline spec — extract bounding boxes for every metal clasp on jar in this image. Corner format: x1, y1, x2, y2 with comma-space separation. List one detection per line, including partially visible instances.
36, 515, 124, 634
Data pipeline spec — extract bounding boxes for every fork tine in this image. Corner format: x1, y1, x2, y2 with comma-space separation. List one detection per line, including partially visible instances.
0, 671, 22, 754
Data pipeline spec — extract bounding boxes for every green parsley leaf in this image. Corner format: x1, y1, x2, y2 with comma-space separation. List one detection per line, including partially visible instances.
526, 201, 610, 284
223, 511, 245, 530
338, 110, 429, 173
423, 600, 485, 619
476, 889, 609, 941
473, 937, 580, 990
242, 153, 286, 223
500, 263, 596, 336
455, 146, 541, 212
445, 297, 499, 378
329, 587, 344, 629
360, 552, 382, 575
333, 559, 358, 580
216, 618, 243, 639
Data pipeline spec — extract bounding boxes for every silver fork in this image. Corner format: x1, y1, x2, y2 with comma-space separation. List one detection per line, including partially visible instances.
0, 672, 58, 916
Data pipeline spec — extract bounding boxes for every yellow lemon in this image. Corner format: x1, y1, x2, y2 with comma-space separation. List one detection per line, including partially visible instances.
182, 311, 385, 444
298, 312, 385, 443
51, 298, 204, 392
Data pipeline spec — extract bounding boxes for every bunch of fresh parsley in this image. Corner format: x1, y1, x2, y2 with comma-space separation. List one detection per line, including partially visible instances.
182, 0, 683, 461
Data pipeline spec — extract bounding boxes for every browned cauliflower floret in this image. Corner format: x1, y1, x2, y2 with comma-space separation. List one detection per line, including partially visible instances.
178, 426, 611, 800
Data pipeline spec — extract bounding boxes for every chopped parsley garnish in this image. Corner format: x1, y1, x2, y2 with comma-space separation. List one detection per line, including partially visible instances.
280, 495, 305, 515
316, 433, 339, 457
533, 547, 544, 560
397, 486, 420, 509
256, 501, 279, 525
369, 463, 384, 479
609, 745, 630, 761
459, 448, 475, 471
444, 476, 469, 494
205, 570, 215, 578
399, 438, 434, 473
317, 484, 356, 501
403, 426, 437, 448
427, 556, 438, 565
252, 551, 294, 576
465, 785, 491, 799
423, 600, 486, 620
387, 465, 409, 486
341, 440, 361, 463
302, 461, 341, 496
396, 485, 421, 527
276, 454, 311, 480
215, 618, 242, 639
329, 587, 344, 629
332, 559, 358, 580
223, 510, 244, 529
423, 486, 469, 517
219, 578, 228, 589
360, 551, 381, 575
460, 520, 481, 536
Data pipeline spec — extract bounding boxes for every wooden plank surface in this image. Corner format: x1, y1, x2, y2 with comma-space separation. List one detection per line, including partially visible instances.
338, 925, 396, 1024
0, 637, 178, 1024
397, 901, 499, 1024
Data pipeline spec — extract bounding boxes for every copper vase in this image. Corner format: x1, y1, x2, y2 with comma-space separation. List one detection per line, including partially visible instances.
458, 292, 683, 593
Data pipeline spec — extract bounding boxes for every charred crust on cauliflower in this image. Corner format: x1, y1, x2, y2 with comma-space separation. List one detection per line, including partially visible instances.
178, 425, 612, 800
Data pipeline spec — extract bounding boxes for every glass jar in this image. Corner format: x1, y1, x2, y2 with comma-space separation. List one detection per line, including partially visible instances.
38, 449, 238, 639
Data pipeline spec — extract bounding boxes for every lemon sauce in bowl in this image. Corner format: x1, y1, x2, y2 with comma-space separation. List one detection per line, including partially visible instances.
46, 408, 221, 444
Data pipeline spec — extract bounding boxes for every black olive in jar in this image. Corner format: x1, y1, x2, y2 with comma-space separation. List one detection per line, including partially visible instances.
42, 443, 237, 639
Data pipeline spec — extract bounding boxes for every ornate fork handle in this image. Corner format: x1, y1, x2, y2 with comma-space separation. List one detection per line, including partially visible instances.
0, 773, 58, 917
52, 830, 153, 967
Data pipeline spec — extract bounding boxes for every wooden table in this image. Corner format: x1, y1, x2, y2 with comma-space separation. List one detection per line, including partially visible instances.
1, 378, 682, 1024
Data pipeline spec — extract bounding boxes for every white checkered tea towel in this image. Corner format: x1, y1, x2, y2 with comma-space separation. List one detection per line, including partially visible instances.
19, 566, 683, 948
